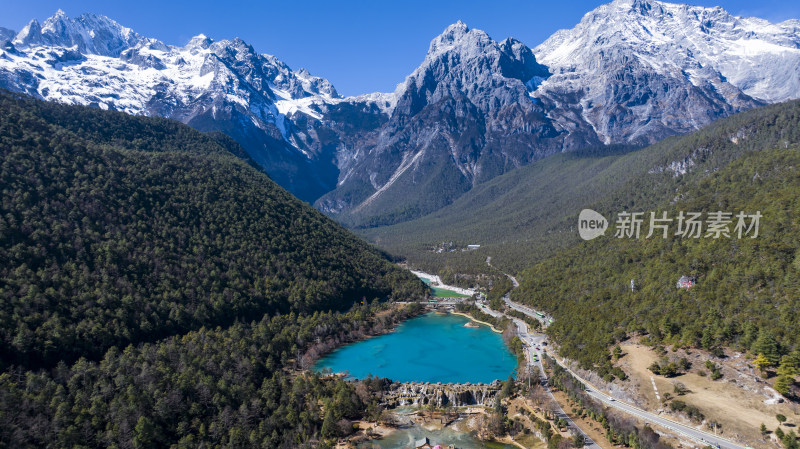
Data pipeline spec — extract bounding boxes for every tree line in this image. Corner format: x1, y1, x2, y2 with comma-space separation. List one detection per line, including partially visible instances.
0, 301, 423, 448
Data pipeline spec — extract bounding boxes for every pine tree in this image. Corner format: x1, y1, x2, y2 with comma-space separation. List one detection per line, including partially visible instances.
778, 353, 800, 377
133, 416, 156, 448
500, 374, 515, 399
774, 375, 793, 396
612, 345, 623, 361
782, 430, 799, 449
321, 403, 338, 438
753, 330, 781, 366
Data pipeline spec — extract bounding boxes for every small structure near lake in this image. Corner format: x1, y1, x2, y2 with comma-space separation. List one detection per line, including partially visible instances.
676, 275, 697, 289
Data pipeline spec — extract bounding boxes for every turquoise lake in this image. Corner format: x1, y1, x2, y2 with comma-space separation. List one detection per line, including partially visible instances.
314, 313, 517, 384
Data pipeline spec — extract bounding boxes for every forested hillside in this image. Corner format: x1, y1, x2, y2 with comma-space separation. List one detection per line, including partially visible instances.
0, 301, 424, 448
359, 145, 641, 277
0, 89, 425, 370
362, 101, 800, 279
513, 101, 800, 382
0, 90, 428, 448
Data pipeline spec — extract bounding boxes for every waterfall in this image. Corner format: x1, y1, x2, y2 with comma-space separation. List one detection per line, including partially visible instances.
384, 381, 501, 408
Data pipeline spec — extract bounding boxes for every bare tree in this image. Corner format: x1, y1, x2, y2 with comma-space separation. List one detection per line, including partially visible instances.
336, 418, 354, 436
544, 397, 561, 420
528, 384, 547, 409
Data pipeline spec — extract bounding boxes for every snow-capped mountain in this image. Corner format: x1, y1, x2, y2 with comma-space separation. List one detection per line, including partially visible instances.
2, 1, 799, 223
533, 0, 800, 143
317, 1, 800, 225
12, 9, 142, 56
0, 10, 341, 201
0, 27, 15, 43
314, 21, 575, 224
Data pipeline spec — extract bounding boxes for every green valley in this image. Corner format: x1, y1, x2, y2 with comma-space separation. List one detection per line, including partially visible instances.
361, 101, 800, 278
363, 99, 800, 403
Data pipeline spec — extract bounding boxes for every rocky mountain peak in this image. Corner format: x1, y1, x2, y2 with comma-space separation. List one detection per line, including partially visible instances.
430, 20, 469, 44
0, 10, 345, 201
395, 22, 548, 112
536, 0, 800, 105
13, 10, 141, 57
1, 1, 798, 224
316, 22, 563, 222
13, 19, 42, 46
45, 9, 69, 24
614, 0, 660, 14
425, 21, 493, 62
185, 33, 213, 51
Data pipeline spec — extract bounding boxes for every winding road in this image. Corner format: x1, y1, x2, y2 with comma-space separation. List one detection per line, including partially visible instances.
510, 309, 599, 447
493, 293, 748, 449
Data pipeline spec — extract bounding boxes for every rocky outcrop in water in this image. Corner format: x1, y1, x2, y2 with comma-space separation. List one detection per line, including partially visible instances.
385, 381, 501, 408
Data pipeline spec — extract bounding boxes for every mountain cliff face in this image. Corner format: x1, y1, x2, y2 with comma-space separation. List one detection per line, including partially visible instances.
533, 0, 800, 144
318, 1, 799, 225
314, 22, 579, 226
2, 1, 799, 221
0, 27, 17, 43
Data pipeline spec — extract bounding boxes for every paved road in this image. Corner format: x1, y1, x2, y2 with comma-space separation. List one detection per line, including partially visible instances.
506, 274, 519, 288
525, 333, 598, 446
493, 303, 598, 447
500, 297, 749, 449
477, 302, 504, 319
503, 296, 550, 327
546, 355, 747, 449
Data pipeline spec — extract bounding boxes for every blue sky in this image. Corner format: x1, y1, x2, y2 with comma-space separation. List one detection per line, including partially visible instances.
3, 0, 800, 96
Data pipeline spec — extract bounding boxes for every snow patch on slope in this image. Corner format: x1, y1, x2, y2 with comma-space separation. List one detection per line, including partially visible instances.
0, 10, 341, 154
535, 0, 800, 103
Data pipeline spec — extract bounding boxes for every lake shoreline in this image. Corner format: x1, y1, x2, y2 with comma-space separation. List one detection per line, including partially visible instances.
450, 311, 503, 334
314, 308, 519, 449
410, 270, 476, 296
305, 302, 426, 374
